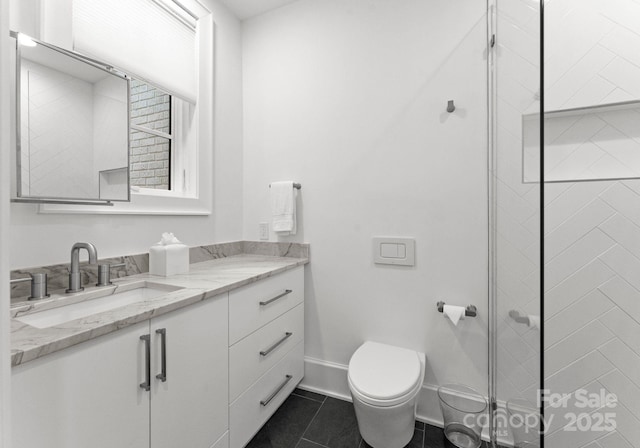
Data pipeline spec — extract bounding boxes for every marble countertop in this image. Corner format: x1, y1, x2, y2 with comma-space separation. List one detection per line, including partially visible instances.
11, 254, 308, 367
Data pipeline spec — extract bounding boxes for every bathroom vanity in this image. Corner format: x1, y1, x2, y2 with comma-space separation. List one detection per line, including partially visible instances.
10, 255, 307, 448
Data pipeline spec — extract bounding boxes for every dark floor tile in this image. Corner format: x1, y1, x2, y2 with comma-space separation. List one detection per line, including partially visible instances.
297, 439, 328, 448
424, 424, 493, 448
423, 424, 448, 448
303, 397, 362, 448
247, 428, 274, 448
247, 394, 323, 448
409, 430, 424, 448
359, 428, 424, 448
293, 388, 327, 403
415, 420, 425, 431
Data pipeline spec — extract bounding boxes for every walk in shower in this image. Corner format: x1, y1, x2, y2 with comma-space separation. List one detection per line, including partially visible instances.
491, 0, 640, 447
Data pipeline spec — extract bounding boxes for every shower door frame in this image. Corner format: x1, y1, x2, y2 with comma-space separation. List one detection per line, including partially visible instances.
487, 0, 499, 446
487, 0, 545, 446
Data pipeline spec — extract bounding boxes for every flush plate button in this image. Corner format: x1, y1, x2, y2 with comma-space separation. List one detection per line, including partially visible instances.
380, 243, 399, 258
373, 237, 415, 266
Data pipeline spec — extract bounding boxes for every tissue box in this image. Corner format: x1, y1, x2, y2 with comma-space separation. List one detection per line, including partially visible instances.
149, 244, 189, 276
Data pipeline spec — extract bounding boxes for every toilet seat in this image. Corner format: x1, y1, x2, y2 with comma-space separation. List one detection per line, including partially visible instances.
348, 341, 424, 407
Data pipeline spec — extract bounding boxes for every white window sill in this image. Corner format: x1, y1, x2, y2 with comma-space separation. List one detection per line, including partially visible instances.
130, 187, 192, 198
38, 190, 211, 216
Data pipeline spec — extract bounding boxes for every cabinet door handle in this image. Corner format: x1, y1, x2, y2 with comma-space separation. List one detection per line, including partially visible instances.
260, 332, 293, 357
260, 374, 293, 407
156, 328, 167, 382
259, 289, 292, 306
140, 334, 151, 392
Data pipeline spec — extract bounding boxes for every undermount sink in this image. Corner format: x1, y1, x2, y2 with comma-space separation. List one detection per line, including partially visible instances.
15, 281, 184, 329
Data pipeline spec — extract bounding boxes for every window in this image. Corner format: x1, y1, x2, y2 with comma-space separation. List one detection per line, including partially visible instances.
73, 0, 201, 197
130, 79, 172, 190
128, 78, 197, 197
41, 0, 213, 215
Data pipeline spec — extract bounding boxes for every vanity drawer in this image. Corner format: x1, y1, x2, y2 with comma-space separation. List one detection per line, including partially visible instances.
229, 342, 304, 448
229, 303, 304, 402
229, 266, 304, 345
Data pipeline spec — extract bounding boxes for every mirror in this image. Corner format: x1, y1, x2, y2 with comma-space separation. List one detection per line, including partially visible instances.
13, 32, 130, 203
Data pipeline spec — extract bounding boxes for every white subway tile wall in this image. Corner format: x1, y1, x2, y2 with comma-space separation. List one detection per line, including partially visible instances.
499, 0, 640, 446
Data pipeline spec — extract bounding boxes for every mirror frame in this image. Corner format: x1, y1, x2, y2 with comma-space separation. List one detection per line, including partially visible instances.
11, 31, 131, 205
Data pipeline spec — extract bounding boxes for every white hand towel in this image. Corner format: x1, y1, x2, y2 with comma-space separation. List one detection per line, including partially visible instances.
443, 305, 466, 326
271, 181, 297, 235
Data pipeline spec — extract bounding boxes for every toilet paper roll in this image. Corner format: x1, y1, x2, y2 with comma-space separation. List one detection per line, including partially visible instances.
443, 305, 466, 326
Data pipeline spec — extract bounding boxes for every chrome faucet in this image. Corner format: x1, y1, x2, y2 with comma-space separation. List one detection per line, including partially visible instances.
66, 242, 98, 293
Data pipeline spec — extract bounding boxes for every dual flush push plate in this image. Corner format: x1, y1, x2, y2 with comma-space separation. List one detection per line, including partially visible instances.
372, 237, 415, 266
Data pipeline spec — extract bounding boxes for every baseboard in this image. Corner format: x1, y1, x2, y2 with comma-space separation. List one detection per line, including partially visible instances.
298, 357, 444, 425
299, 356, 515, 447
298, 356, 351, 401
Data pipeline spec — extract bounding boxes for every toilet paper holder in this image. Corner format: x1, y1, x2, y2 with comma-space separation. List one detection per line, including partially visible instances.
436, 301, 477, 317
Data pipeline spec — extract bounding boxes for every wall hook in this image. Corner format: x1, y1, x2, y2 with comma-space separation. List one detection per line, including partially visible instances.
447, 100, 456, 113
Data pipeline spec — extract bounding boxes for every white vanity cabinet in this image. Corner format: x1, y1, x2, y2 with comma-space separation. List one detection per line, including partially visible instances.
11, 263, 306, 448
12, 294, 228, 448
228, 266, 305, 448
150, 296, 229, 448
13, 321, 151, 448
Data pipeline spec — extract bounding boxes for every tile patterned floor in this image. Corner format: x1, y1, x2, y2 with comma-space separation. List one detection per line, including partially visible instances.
246, 388, 496, 448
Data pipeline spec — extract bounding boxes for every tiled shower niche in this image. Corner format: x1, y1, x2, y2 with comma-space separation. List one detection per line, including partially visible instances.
523, 100, 640, 183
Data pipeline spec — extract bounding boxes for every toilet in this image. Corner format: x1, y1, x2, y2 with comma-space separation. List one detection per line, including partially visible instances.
348, 341, 426, 448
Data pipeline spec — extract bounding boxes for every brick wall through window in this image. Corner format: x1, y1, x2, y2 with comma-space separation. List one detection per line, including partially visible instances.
129, 79, 171, 189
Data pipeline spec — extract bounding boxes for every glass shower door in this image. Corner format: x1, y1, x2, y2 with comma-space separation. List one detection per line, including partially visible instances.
490, 0, 542, 446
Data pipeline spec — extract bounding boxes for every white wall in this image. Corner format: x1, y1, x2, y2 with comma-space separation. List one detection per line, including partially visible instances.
1, 0, 12, 444
242, 0, 489, 393
8, 0, 244, 269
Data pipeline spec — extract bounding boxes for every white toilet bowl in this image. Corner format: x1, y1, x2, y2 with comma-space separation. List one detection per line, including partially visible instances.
348, 341, 426, 448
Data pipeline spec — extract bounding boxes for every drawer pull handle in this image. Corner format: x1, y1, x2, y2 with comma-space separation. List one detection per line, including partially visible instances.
260, 374, 293, 407
260, 289, 292, 306
260, 332, 293, 357
156, 328, 167, 382
140, 334, 151, 392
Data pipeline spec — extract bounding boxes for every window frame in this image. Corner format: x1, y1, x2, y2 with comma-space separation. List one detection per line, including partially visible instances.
40, 11, 213, 216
